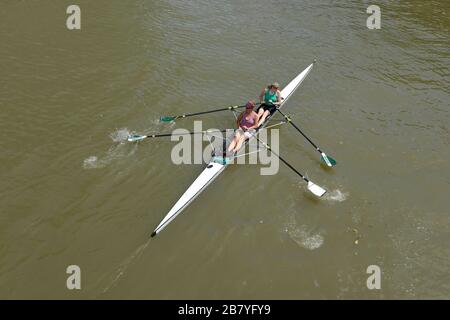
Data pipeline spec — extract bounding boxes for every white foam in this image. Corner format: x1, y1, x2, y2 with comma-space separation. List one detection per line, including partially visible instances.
110, 128, 131, 143
83, 136, 138, 169
285, 215, 324, 250
324, 189, 349, 202
83, 156, 100, 169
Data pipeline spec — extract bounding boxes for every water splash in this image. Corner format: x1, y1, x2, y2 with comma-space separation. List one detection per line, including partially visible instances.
82, 129, 138, 169
83, 156, 100, 169
110, 128, 132, 143
284, 215, 324, 250
324, 189, 349, 202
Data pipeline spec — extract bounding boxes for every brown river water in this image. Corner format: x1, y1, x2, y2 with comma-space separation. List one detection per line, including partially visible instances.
0, 0, 448, 299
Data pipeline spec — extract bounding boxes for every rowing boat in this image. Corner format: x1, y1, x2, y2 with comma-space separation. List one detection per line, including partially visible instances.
150, 62, 315, 237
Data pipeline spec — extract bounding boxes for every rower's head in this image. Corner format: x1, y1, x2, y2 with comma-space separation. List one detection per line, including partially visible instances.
245, 101, 255, 112
269, 82, 280, 91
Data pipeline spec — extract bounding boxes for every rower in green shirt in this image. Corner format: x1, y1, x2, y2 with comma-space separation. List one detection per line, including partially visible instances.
257, 82, 282, 127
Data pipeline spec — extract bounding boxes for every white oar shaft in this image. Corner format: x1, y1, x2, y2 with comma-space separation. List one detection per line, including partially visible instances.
255, 137, 326, 197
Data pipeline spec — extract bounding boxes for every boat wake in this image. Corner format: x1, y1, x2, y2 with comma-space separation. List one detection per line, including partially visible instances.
82, 128, 138, 169
98, 239, 151, 296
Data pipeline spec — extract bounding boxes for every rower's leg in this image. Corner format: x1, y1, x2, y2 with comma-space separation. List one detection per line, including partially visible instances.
228, 131, 240, 152
234, 135, 246, 152
227, 139, 236, 152
257, 108, 265, 122
257, 110, 270, 127
257, 107, 265, 117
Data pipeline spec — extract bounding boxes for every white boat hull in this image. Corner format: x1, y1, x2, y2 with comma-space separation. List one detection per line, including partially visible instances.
151, 162, 226, 237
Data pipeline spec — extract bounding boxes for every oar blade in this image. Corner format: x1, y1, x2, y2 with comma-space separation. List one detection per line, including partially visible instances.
127, 134, 146, 142
160, 116, 176, 122
307, 181, 327, 197
320, 153, 337, 167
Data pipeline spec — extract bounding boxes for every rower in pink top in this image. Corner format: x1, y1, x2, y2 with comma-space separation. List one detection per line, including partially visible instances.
228, 101, 259, 153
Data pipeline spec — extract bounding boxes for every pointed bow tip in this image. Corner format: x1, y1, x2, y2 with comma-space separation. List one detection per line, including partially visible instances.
151, 231, 157, 238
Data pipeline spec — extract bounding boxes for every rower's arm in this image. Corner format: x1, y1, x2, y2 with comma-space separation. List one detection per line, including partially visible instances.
259, 89, 266, 103
250, 114, 259, 129
236, 112, 243, 128
274, 90, 282, 104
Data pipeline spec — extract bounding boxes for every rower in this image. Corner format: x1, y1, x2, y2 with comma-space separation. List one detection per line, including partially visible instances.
227, 101, 259, 153
256, 82, 282, 127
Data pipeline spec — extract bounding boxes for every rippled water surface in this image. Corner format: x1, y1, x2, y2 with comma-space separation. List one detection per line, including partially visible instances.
0, 0, 448, 299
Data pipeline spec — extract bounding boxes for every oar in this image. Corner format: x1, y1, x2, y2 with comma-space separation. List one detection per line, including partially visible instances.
160, 103, 260, 123
254, 136, 327, 197
128, 120, 285, 143
127, 129, 227, 142
276, 108, 336, 167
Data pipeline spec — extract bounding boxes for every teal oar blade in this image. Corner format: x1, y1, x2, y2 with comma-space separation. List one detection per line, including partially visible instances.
127, 134, 147, 142
320, 153, 337, 167
160, 116, 177, 122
